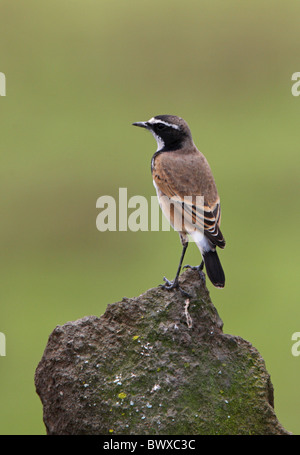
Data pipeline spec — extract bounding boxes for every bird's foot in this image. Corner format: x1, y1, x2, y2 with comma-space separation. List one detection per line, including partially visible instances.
183, 260, 204, 272
183, 263, 206, 285
160, 277, 191, 298
183, 264, 200, 271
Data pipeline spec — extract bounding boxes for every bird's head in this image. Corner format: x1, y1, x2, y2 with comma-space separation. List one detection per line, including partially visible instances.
133, 115, 193, 152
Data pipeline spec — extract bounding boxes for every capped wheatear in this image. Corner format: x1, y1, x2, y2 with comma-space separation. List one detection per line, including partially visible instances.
133, 115, 225, 295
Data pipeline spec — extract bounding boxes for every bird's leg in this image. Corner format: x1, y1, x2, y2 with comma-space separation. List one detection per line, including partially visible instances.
160, 241, 190, 297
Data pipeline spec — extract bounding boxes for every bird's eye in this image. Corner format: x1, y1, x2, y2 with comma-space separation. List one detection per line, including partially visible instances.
156, 123, 167, 131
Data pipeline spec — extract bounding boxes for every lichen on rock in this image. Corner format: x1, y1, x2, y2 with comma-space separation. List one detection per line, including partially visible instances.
35, 269, 290, 435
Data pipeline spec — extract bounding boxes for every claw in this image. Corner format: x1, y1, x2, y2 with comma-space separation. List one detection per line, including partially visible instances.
183, 262, 206, 286
160, 277, 192, 298
183, 264, 199, 271
163, 276, 173, 287
183, 261, 204, 272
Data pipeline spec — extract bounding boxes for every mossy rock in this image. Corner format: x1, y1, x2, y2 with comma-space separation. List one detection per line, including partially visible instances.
35, 269, 290, 435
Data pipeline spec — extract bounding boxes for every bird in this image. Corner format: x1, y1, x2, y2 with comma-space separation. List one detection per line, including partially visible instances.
132, 114, 225, 294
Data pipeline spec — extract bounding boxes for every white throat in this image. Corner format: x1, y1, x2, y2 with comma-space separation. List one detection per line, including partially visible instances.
150, 130, 165, 151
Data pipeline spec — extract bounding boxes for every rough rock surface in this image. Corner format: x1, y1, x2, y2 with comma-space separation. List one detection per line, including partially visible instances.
35, 269, 290, 435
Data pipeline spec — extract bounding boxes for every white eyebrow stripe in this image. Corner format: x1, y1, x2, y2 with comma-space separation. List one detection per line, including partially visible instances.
148, 117, 180, 130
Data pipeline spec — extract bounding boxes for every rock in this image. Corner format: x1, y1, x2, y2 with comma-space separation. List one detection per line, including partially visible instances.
34, 269, 290, 435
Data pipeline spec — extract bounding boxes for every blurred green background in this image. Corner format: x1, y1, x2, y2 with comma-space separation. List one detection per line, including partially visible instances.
0, 0, 300, 435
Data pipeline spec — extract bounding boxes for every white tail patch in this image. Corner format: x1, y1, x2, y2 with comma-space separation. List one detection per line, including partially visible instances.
190, 230, 211, 253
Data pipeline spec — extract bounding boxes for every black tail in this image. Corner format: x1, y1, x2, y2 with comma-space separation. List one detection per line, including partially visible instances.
203, 250, 225, 288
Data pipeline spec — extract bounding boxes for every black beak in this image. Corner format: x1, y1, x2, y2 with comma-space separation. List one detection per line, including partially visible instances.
132, 121, 148, 129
